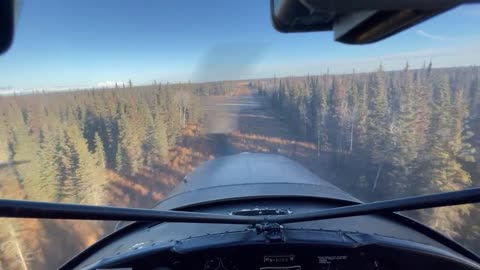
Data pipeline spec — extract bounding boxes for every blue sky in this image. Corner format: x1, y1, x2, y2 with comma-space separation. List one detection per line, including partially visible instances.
1, 0, 480, 90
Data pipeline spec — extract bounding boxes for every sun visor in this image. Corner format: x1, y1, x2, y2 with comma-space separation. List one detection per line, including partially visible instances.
271, 0, 461, 44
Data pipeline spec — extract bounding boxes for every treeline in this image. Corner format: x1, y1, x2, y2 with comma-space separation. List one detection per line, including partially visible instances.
0, 81, 234, 269
253, 65, 480, 251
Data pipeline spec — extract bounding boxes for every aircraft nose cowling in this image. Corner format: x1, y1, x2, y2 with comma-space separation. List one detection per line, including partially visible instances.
154, 153, 360, 210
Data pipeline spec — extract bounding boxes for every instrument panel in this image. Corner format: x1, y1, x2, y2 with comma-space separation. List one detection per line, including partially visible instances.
80, 231, 479, 270
199, 254, 354, 270
147, 245, 390, 270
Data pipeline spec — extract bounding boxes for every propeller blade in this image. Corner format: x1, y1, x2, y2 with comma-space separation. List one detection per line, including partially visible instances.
275, 187, 480, 224
0, 199, 262, 224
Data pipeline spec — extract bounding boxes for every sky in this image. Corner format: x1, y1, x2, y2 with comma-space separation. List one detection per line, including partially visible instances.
1, 0, 480, 91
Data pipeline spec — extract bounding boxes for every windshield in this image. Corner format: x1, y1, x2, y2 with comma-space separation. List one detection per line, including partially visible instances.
1, 1, 480, 269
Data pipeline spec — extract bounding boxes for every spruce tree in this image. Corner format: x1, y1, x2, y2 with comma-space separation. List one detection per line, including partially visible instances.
366, 65, 390, 191
388, 65, 418, 194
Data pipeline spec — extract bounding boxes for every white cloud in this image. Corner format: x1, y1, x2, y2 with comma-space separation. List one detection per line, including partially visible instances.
0, 85, 89, 95
96, 81, 126, 88
0, 87, 23, 95
415, 30, 446, 41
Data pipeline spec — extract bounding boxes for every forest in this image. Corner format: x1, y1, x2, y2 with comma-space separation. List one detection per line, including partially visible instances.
0, 81, 234, 269
2, 64, 480, 269
253, 64, 480, 254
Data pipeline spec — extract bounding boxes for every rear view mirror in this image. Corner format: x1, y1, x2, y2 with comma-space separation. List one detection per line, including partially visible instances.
0, 0, 14, 54
270, 0, 475, 44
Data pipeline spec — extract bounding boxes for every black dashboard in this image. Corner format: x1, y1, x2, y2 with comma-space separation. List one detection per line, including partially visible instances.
69, 199, 480, 270
177, 245, 373, 270
114, 241, 479, 270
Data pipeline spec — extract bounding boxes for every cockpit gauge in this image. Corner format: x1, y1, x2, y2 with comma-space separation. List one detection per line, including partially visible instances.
203, 257, 239, 270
